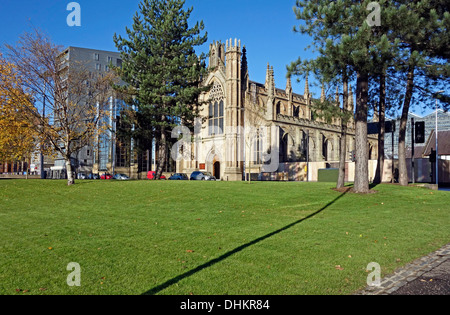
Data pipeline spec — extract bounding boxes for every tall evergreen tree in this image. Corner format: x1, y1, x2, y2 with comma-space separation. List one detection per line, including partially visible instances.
293, 0, 449, 191
292, 0, 392, 193
113, 0, 209, 178
385, 1, 450, 186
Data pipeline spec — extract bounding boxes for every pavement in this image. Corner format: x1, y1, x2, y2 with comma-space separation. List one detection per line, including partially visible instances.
356, 243, 450, 295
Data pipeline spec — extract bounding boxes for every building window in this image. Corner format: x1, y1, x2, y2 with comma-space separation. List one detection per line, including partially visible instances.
94, 53, 100, 61
107, 56, 113, 63
253, 129, 262, 165
301, 131, 308, 160
209, 100, 224, 136
105, 65, 110, 72
96, 63, 101, 71
116, 140, 130, 168
279, 131, 289, 163
322, 135, 328, 161
208, 82, 225, 136
293, 106, 300, 118
137, 150, 150, 173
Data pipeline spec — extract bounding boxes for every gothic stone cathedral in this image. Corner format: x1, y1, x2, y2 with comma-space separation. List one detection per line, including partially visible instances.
176, 39, 378, 181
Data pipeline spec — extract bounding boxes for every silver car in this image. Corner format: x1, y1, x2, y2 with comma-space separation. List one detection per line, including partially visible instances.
113, 174, 130, 180
190, 171, 216, 181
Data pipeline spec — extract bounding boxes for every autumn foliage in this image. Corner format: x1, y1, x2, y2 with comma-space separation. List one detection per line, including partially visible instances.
0, 54, 38, 162
3, 30, 117, 185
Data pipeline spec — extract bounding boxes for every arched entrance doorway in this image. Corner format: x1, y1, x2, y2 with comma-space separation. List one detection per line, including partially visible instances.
206, 148, 222, 180
213, 161, 221, 180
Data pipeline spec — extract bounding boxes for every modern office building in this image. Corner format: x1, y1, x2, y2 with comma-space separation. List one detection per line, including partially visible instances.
49, 47, 153, 179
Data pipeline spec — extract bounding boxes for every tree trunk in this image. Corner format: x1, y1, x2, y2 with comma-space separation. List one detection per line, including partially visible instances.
155, 126, 167, 180
374, 71, 386, 184
66, 158, 75, 186
354, 71, 369, 193
398, 66, 415, 186
337, 77, 348, 189
248, 141, 252, 184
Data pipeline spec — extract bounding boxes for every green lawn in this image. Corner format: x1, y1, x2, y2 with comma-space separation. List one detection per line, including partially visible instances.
0, 179, 449, 295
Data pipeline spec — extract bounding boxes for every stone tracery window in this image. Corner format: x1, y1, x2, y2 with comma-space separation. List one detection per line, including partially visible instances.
208, 82, 224, 136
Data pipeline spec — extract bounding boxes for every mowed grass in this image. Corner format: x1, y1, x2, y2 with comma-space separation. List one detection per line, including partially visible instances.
0, 179, 449, 295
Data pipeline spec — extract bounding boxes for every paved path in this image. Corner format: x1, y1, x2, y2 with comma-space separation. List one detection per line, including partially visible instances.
356, 244, 450, 295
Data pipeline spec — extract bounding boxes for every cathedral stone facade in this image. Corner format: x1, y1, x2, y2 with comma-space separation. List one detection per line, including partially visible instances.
177, 39, 378, 181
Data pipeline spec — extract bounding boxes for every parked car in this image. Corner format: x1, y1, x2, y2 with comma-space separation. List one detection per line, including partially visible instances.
86, 173, 100, 180
168, 173, 189, 180
190, 171, 216, 181
77, 173, 87, 180
147, 171, 166, 180
100, 173, 113, 180
113, 174, 130, 180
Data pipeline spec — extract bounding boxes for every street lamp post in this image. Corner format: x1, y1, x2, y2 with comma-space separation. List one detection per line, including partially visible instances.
40, 95, 46, 179
435, 90, 444, 187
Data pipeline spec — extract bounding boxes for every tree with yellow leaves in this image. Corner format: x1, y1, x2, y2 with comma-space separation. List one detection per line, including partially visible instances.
3, 29, 117, 185
0, 54, 38, 167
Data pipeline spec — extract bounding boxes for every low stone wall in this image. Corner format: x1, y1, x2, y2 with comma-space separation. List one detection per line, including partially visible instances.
0, 174, 40, 179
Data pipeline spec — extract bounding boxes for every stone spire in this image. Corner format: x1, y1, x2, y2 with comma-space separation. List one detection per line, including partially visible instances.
241, 45, 249, 92
335, 86, 340, 106
286, 75, 292, 95
304, 75, 310, 100
265, 64, 275, 121
348, 84, 354, 112
269, 66, 275, 97
320, 83, 326, 102
265, 64, 275, 97
286, 75, 293, 116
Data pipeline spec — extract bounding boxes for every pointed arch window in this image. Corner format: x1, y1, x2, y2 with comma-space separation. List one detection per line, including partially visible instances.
322, 134, 328, 161
209, 100, 224, 135
253, 128, 262, 165
293, 106, 300, 118
208, 82, 225, 136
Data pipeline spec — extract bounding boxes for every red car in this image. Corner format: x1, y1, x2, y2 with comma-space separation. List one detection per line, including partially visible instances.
100, 173, 113, 180
147, 171, 166, 180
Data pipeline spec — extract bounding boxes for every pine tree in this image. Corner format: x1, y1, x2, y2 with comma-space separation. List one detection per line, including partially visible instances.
385, 0, 450, 186
292, 0, 449, 191
292, 0, 391, 193
113, 0, 209, 179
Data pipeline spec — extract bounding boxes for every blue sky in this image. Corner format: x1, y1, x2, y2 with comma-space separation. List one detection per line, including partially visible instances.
0, 0, 316, 96
0, 0, 443, 116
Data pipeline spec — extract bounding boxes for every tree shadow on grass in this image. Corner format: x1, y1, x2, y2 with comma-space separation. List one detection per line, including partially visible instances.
141, 189, 349, 295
